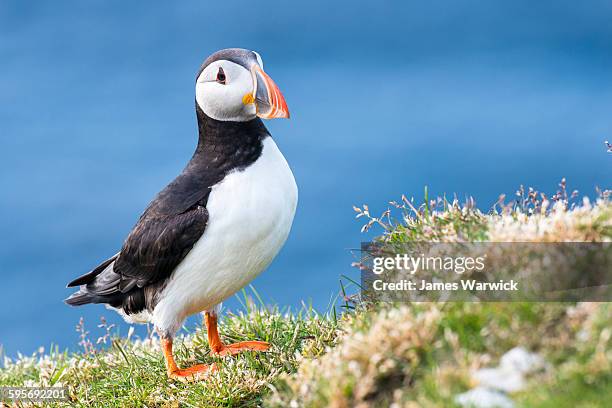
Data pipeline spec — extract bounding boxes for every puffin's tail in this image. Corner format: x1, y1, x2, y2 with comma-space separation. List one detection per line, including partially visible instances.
65, 290, 95, 306
65, 254, 119, 307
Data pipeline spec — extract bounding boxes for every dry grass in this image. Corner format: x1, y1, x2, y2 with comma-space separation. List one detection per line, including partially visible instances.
266, 301, 610, 408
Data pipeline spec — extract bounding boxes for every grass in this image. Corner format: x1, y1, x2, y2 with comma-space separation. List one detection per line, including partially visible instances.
2, 302, 609, 407
1, 297, 341, 407
1, 181, 610, 407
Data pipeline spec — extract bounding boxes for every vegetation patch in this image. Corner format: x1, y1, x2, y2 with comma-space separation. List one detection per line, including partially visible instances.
1, 182, 610, 407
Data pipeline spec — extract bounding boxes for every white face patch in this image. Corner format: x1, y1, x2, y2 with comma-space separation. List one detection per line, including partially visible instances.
195, 60, 257, 122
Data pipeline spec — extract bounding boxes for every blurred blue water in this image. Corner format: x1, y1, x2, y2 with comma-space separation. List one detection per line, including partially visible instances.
1, 1, 611, 357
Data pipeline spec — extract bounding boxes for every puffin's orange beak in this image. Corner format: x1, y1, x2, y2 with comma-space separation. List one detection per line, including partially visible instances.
249, 65, 290, 119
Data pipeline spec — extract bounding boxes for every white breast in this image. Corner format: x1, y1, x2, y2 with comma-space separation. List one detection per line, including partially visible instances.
152, 137, 298, 335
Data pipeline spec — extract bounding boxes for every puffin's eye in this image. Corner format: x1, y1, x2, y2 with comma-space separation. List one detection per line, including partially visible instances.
216, 67, 226, 84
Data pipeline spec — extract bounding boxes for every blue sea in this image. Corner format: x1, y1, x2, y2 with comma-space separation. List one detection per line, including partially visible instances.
1, 1, 611, 357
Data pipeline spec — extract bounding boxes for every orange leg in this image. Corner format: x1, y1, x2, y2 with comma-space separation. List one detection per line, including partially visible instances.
162, 337, 216, 382
205, 311, 270, 357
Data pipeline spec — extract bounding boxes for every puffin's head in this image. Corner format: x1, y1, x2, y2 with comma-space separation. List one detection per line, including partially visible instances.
195, 48, 289, 122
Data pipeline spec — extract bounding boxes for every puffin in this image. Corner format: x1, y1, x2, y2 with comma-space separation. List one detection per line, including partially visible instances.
65, 48, 297, 381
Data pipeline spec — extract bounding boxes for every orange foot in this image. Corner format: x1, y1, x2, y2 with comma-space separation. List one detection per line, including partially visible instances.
211, 341, 270, 357
168, 363, 217, 383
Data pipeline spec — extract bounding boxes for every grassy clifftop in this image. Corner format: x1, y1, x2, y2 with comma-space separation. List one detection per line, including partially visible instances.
1, 187, 610, 407
271, 190, 611, 407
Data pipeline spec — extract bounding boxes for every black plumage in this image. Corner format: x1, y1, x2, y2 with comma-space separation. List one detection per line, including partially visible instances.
65, 105, 270, 315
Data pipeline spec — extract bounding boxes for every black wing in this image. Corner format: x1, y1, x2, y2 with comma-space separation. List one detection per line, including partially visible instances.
107, 156, 219, 292
66, 169, 213, 310
113, 205, 209, 292
65, 204, 209, 310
